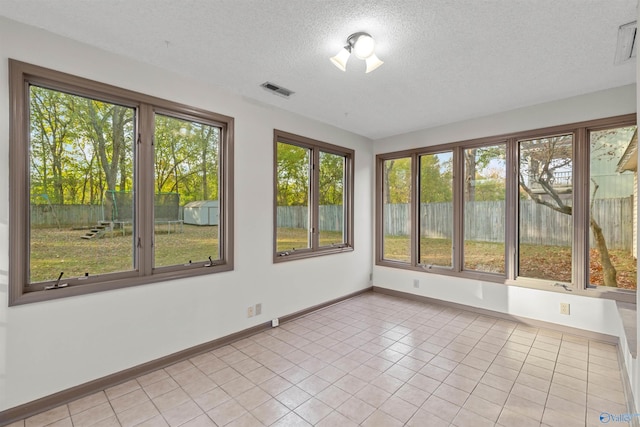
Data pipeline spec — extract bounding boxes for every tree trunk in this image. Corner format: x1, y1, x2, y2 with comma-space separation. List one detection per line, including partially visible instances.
464, 149, 477, 202
590, 217, 617, 287
201, 127, 209, 200
384, 160, 394, 204
87, 103, 130, 193
52, 154, 63, 204
87, 102, 115, 192
171, 138, 180, 193
107, 108, 123, 192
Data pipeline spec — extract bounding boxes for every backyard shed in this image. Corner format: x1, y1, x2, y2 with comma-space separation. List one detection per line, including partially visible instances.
183, 200, 219, 226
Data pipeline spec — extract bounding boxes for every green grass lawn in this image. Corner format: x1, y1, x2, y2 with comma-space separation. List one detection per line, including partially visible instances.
382, 235, 636, 289
383, 236, 505, 271
30, 224, 219, 282
275, 227, 344, 252
29, 227, 636, 289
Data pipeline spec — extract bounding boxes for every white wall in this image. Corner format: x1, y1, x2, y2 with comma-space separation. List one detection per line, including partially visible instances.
373, 84, 636, 151
0, 18, 374, 411
372, 84, 638, 403
373, 269, 623, 336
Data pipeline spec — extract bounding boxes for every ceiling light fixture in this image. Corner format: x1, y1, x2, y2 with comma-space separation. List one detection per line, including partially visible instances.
330, 32, 384, 73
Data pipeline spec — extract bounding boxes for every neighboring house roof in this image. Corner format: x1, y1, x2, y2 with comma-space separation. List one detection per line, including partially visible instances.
617, 129, 638, 173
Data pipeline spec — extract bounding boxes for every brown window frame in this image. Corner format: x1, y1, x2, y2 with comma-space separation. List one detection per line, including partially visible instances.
273, 130, 354, 262
376, 114, 637, 303
8, 59, 234, 306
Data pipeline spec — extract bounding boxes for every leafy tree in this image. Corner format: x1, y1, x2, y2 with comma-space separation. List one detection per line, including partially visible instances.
82, 99, 134, 194
29, 86, 224, 226
154, 115, 219, 203
420, 153, 452, 203
473, 168, 506, 201
197, 124, 219, 201
383, 154, 454, 204
276, 145, 345, 207
383, 158, 411, 204
319, 151, 344, 205
276, 142, 310, 206
30, 86, 136, 209
464, 146, 506, 202
30, 86, 77, 204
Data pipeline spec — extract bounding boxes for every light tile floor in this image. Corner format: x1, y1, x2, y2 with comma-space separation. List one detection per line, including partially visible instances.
9, 292, 630, 427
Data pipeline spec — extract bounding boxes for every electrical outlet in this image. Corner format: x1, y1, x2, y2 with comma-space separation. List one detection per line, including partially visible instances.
255, 303, 262, 316
413, 279, 420, 288
272, 318, 279, 327
560, 302, 570, 315
247, 306, 254, 317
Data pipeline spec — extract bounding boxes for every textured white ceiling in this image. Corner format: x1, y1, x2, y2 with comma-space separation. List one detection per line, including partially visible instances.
0, 0, 636, 139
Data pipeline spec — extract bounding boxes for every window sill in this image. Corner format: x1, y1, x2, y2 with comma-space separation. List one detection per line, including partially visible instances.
274, 246, 354, 263
10, 264, 233, 306
506, 278, 637, 304
375, 260, 637, 303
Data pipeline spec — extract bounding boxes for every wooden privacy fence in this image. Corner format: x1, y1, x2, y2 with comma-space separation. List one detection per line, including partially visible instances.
31, 204, 344, 233
31, 204, 104, 228
276, 205, 344, 232
31, 198, 633, 250
383, 197, 633, 250
31, 205, 187, 228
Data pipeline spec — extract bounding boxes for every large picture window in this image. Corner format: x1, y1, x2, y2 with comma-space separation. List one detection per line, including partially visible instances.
9, 60, 234, 305
376, 115, 636, 301
274, 130, 353, 261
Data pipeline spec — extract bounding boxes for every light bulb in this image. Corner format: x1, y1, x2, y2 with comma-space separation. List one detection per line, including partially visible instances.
353, 35, 375, 59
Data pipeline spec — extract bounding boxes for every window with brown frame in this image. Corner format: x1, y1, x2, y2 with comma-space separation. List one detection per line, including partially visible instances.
274, 130, 354, 261
376, 114, 637, 301
9, 60, 234, 306
463, 143, 506, 274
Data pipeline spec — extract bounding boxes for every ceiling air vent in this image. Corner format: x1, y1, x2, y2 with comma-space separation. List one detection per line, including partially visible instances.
615, 20, 637, 64
261, 81, 294, 98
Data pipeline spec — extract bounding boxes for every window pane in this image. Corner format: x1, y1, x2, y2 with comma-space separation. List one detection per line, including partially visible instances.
463, 145, 506, 273
419, 152, 453, 267
319, 151, 346, 247
276, 142, 311, 252
383, 158, 411, 261
518, 135, 573, 282
589, 126, 637, 289
29, 85, 135, 283
154, 114, 220, 267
